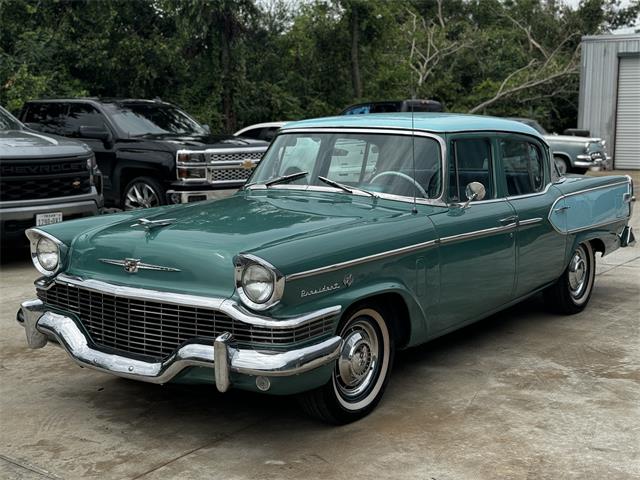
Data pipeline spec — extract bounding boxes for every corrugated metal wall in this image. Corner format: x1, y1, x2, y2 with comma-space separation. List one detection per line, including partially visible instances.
578, 34, 640, 169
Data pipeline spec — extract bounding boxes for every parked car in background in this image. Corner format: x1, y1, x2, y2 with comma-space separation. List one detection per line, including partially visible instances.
340, 99, 443, 115
18, 113, 635, 424
20, 99, 268, 209
0, 106, 102, 241
508, 117, 609, 175
235, 121, 287, 142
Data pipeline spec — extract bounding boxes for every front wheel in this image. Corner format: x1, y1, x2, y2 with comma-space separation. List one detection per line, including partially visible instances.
298, 304, 394, 424
122, 176, 165, 210
544, 242, 596, 314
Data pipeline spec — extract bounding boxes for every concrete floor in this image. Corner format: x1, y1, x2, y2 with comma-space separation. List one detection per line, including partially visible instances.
1, 198, 639, 480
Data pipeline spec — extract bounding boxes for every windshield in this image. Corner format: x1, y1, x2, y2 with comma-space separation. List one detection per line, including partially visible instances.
0, 107, 23, 130
105, 103, 206, 137
249, 132, 442, 199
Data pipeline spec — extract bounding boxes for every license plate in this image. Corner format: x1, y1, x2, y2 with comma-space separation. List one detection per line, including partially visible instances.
36, 212, 63, 226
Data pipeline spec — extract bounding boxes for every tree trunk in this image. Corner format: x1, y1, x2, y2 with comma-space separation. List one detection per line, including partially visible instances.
350, 5, 362, 99
220, 12, 236, 133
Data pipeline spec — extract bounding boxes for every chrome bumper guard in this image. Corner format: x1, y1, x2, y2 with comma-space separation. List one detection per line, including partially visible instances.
19, 299, 342, 392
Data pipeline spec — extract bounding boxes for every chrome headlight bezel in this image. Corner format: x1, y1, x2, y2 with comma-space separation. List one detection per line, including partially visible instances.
25, 229, 66, 276
234, 254, 285, 311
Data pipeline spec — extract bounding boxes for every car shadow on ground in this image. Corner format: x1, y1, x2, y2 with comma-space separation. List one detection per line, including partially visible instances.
65, 294, 549, 434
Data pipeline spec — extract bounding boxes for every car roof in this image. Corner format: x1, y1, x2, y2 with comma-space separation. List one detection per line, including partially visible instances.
25, 98, 173, 106
282, 113, 543, 139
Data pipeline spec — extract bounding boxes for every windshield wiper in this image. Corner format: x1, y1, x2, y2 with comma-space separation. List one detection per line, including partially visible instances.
317, 176, 377, 198
264, 171, 308, 187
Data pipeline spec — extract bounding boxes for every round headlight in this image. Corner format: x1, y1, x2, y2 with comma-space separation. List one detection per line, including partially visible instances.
36, 237, 60, 271
241, 264, 274, 304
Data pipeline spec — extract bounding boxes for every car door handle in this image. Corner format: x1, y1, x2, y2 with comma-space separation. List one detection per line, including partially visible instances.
554, 206, 570, 213
499, 215, 518, 226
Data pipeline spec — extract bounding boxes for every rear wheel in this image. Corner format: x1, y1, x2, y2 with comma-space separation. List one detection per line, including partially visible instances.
554, 156, 569, 176
298, 304, 394, 424
544, 242, 596, 314
122, 176, 165, 210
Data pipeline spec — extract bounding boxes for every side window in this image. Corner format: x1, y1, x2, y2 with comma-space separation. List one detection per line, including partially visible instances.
327, 138, 378, 183
344, 104, 371, 115
500, 138, 545, 196
449, 137, 493, 201
64, 104, 106, 136
22, 103, 66, 134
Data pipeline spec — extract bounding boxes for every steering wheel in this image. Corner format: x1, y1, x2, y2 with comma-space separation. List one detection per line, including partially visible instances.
370, 171, 428, 198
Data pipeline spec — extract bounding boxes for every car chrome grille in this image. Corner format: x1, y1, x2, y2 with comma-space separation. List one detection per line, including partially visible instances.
37, 282, 335, 360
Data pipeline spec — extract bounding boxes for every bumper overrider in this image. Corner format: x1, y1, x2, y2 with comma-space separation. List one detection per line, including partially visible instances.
18, 279, 343, 394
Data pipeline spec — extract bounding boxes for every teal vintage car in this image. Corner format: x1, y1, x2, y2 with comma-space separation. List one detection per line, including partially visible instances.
19, 113, 635, 424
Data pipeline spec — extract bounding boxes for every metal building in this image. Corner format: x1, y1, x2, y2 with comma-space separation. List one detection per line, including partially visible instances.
578, 34, 640, 170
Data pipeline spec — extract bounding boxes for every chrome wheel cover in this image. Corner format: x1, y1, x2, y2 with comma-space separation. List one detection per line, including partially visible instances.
124, 182, 160, 210
568, 245, 589, 300
336, 320, 379, 399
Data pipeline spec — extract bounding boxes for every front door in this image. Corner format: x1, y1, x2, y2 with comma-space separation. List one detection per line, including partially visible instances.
430, 135, 517, 333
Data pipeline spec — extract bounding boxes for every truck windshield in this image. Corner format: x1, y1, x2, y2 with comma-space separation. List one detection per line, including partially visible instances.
106, 103, 206, 137
249, 132, 442, 199
0, 107, 23, 131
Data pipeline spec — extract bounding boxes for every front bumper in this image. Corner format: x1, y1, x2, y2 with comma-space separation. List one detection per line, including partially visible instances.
166, 188, 237, 204
0, 189, 103, 237
575, 153, 609, 169
19, 299, 342, 393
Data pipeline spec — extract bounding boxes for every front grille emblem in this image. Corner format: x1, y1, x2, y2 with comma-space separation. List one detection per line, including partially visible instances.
99, 258, 181, 273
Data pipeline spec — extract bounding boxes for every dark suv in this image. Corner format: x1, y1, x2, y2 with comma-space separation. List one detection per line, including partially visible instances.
0, 106, 103, 240
20, 99, 269, 209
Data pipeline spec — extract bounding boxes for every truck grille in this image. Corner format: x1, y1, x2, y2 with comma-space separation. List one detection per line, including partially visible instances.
208, 150, 264, 163
0, 156, 91, 202
38, 282, 335, 360
209, 167, 253, 182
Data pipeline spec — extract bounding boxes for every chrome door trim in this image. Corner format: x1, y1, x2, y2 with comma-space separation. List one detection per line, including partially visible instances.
285, 239, 439, 281
518, 217, 544, 226
439, 222, 517, 246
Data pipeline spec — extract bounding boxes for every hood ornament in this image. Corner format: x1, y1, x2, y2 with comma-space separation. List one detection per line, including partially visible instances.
130, 218, 175, 230
99, 258, 181, 273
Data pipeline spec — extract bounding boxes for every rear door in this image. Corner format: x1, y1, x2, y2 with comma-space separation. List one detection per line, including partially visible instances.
429, 134, 517, 333
497, 134, 566, 296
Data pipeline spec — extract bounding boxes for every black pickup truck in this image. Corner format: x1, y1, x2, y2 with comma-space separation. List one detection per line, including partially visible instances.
20, 99, 268, 209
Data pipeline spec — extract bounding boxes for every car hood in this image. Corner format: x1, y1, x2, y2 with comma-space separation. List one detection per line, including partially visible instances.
141, 133, 268, 149
0, 130, 90, 158
61, 190, 435, 299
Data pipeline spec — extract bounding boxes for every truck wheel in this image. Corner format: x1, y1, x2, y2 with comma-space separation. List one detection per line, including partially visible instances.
122, 176, 165, 210
298, 304, 394, 424
544, 242, 596, 314
554, 156, 569, 176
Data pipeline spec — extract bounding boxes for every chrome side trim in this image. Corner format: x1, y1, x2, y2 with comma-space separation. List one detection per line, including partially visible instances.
19, 300, 342, 388
439, 222, 517, 245
44, 273, 341, 330
285, 238, 439, 281
519, 217, 543, 226
547, 179, 632, 235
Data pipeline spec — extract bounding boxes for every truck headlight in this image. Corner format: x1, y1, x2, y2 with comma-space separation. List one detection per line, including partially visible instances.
25, 230, 66, 276
234, 254, 284, 310
177, 152, 206, 163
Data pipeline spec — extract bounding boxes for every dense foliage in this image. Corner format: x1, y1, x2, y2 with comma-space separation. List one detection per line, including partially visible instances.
1, 0, 638, 133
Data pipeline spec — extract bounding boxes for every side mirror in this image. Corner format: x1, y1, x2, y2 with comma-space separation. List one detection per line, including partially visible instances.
202, 124, 211, 134
79, 125, 111, 142
463, 181, 486, 208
